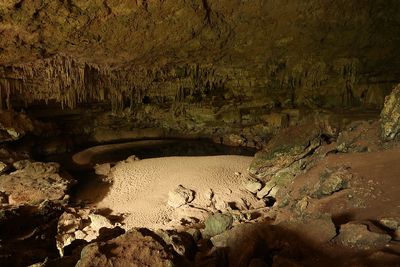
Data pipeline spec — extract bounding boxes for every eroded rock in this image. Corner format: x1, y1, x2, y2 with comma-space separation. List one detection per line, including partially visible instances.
379, 218, 399, 231
76, 229, 175, 267
156, 229, 196, 258
277, 214, 337, 245
168, 185, 195, 208
56, 208, 118, 256
257, 180, 278, 199
311, 167, 350, 198
381, 84, 400, 141
94, 163, 111, 176
243, 176, 262, 193
204, 213, 234, 238
335, 223, 391, 250
249, 123, 322, 179
0, 161, 75, 204
337, 120, 381, 152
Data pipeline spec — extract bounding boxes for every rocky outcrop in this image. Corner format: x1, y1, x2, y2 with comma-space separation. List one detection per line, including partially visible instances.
249, 123, 323, 179
56, 208, 120, 256
0, 161, 74, 204
381, 84, 400, 141
76, 229, 175, 267
335, 223, 391, 250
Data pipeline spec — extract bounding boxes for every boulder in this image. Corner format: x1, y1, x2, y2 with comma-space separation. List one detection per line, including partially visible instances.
0, 161, 75, 204
378, 218, 399, 230
76, 229, 175, 267
167, 185, 194, 208
243, 176, 262, 193
204, 213, 234, 237
155, 229, 196, 258
335, 223, 391, 250
277, 213, 337, 245
56, 208, 117, 256
336, 120, 380, 153
94, 163, 111, 176
380, 84, 400, 141
311, 167, 349, 198
257, 180, 278, 199
249, 123, 322, 179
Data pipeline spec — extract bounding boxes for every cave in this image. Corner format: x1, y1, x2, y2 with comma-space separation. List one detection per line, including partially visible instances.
0, 1, 400, 266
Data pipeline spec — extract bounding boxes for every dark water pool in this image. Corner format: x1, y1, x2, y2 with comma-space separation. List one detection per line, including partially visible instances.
90, 139, 256, 164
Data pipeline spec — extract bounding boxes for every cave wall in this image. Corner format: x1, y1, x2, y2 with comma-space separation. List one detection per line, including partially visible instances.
0, 0, 400, 140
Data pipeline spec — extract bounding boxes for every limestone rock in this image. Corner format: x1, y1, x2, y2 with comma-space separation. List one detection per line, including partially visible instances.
171, 206, 211, 225
379, 218, 399, 230
225, 134, 247, 146
394, 228, 400, 241
249, 123, 322, 179
277, 214, 337, 244
335, 223, 391, 250
337, 121, 380, 153
311, 167, 349, 198
94, 163, 111, 176
259, 113, 289, 130
379, 218, 400, 241
257, 180, 278, 199
204, 213, 234, 237
381, 84, 400, 141
0, 161, 75, 204
167, 185, 194, 208
76, 230, 175, 267
124, 155, 140, 163
243, 176, 262, 193
12, 159, 31, 170
155, 229, 196, 258
56, 208, 117, 256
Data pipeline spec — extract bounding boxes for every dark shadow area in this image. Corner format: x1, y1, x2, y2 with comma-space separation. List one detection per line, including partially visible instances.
88, 139, 256, 165
195, 221, 400, 267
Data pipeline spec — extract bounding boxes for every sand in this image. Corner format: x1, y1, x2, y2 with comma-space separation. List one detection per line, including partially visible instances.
96, 155, 254, 230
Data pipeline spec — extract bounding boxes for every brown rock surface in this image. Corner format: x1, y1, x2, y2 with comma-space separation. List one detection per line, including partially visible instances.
0, 161, 74, 204
0, 1, 398, 111
76, 229, 175, 267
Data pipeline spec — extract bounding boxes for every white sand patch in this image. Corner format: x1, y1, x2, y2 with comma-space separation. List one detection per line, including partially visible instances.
96, 155, 254, 230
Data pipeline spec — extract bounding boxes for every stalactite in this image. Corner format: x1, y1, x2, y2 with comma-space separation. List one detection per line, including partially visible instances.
0, 55, 227, 111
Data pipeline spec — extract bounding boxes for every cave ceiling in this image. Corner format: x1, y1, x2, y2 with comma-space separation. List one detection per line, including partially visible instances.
0, 0, 399, 109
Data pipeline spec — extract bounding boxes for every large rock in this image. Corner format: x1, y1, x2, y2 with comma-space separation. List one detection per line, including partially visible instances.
76, 229, 175, 267
311, 167, 350, 198
249, 123, 322, 179
381, 84, 400, 141
335, 223, 391, 250
243, 176, 262, 193
167, 185, 194, 208
277, 214, 337, 245
56, 208, 118, 256
0, 161, 75, 204
204, 213, 234, 237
